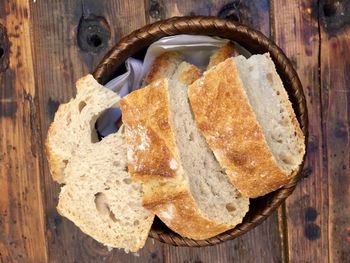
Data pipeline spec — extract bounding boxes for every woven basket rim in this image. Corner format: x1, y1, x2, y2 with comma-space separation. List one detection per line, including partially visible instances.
93, 16, 308, 247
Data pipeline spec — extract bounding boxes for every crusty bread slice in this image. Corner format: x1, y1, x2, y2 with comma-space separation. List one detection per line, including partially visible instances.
120, 64, 249, 240
142, 51, 183, 86
46, 75, 154, 252
166, 63, 249, 237
58, 127, 154, 252
207, 41, 238, 69
188, 55, 305, 198
234, 54, 305, 174
46, 75, 119, 183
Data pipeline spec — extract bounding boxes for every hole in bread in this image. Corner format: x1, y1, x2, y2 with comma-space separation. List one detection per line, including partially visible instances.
95, 108, 123, 139
90, 122, 101, 144
94, 192, 117, 222
266, 73, 273, 84
91, 134, 99, 143
271, 133, 283, 143
199, 183, 208, 195
113, 161, 119, 166
133, 220, 139, 226
104, 187, 110, 190
122, 165, 128, 172
78, 101, 87, 112
189, 132, 194, 141
282, 158, 293, 165
109, 211, 118, 223
63, 159, 68, 165
276, 91, 280, 95
66, 112, 72, 125
278, 117, 288, 126
226, 203, 236, 213
95, 192, 109, 214
123, 178, 132, 184
279, 153, 294, 165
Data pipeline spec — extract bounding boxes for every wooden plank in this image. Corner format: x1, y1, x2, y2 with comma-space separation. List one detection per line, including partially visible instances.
0, 0, 48, 262
319, 1, 350, 261
143, 1, 282, 262
145, 0, 270, 36
272, 0, 329, 262
29, 1, 165, 262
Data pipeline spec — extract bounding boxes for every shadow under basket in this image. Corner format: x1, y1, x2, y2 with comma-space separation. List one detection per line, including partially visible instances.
93, 16, 308, 247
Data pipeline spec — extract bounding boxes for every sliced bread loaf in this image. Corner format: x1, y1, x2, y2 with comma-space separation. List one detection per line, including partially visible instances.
120, 63, 249, 239
207, 41, 238, 69
46, 75, 154, 252
188, 55, 305, 198
142, 51, 183, 86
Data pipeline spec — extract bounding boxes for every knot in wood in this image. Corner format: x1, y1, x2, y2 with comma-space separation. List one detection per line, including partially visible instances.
77, 15, 110, 53
320, 0, 350, 33
0, 24, 9, 72
149, 0, 164, 20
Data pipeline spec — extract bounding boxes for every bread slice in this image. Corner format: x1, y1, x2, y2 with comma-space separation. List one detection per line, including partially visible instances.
120, 64, 249, 240
207, 41, 238, 69
188, 55, 305, 198
142, 51, 183, 86
234, 54, 305, 175
46, 75, 154, 252
46, 75, 119, 183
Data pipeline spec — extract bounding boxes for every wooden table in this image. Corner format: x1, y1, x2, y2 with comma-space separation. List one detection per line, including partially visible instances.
0, 1, 349, 262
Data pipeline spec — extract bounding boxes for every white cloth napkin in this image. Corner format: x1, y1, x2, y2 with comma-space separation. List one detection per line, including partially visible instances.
97, 35, 250, 137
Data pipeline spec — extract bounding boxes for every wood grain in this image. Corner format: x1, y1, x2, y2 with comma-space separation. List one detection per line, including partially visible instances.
0, 0, 48, 262
272, 0, 329, 261
319, 0, 350, 261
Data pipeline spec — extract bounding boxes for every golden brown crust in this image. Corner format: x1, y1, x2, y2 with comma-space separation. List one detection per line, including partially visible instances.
151, 192, 229, 240
143, 52, 183, 86
121, 78, 233, 239
120, 79, 178, 179
120, 79, 185, 206
188, 58, 289, 198
207, 42, 238, 69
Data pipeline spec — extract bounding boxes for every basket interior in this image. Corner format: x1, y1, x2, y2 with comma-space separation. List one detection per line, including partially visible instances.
93, 17, 308, 246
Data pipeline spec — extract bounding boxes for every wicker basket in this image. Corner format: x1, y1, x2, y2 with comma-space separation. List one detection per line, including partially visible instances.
93, 16, 308, 247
